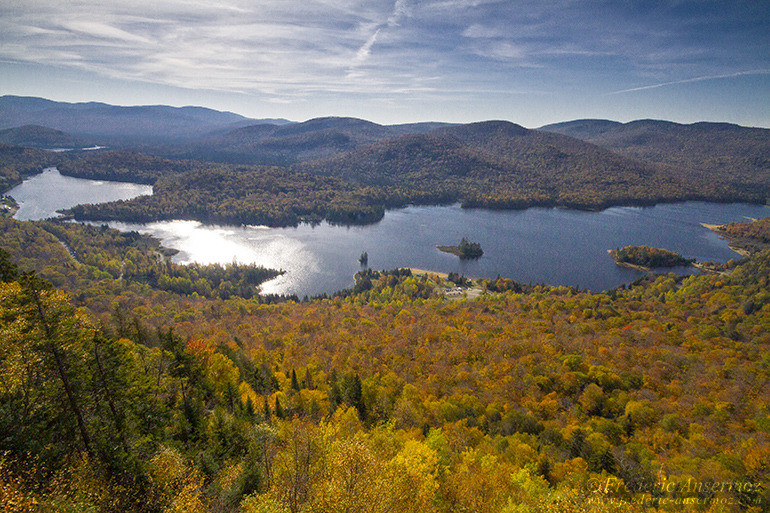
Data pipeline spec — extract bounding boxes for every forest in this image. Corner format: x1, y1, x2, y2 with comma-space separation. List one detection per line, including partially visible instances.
0, 143, 60, 192
51, 139, 765, 228
2, 113, 765, 229
64, 165, 386, 227
708, 218, 770, 255
0, 112, 768, 511
540, 120, 770, 200
0, 218, 283, 302
0, 212, 768, 512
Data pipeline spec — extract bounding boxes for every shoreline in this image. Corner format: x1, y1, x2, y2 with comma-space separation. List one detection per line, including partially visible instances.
409, 268, 449, 279
700, 222, 752, 257
1, 196, 19, 218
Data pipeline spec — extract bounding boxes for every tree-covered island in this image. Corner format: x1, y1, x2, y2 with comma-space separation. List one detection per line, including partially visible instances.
437, 237, 484, 259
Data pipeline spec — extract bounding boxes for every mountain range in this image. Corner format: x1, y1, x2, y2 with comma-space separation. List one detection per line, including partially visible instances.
0, 95, 288, 143
1, 95, 768, 216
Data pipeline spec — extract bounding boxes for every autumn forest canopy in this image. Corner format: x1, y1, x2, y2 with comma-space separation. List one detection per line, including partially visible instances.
1, 213, 769, 512
0, 101, 769, 512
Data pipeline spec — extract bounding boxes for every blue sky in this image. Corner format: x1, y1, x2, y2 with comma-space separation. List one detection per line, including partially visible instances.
1, 0, 768, 127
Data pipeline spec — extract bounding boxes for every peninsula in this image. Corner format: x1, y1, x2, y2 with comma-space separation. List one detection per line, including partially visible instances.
609, 245, 693, 271
702, 217, 770, 256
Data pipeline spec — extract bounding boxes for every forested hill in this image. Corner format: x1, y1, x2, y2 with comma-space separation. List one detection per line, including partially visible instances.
296, 120, 760, 210
56, 118, 769, 227
2, 103, 768, 227
0, 143, 61, 192
0, 124, 94, 149
539, 119, 770, 197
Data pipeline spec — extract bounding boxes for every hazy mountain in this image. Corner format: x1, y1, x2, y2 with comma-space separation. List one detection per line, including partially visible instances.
169, 117, 456, 165
0, 125, 93, 149
0, 95, 287, 143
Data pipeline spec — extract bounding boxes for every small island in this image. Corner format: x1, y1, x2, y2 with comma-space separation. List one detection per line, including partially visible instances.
609, 245, 693, 270
438, 237, 484, 259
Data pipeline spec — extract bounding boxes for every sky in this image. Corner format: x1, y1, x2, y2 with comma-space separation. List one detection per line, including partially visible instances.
1, 0, 768, 127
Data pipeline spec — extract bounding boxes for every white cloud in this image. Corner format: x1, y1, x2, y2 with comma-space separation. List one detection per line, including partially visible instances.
350, 0, 410, 70
356, 29, 381, 62
1, 0, 767, 118
59, 20, 153, 45
461, 23, 503, 39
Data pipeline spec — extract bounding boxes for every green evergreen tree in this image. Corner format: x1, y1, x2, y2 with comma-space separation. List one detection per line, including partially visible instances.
264, 396, 271, 422
245, 396, 255, 420
275, 397, 284, 419
0, 248, 18, 282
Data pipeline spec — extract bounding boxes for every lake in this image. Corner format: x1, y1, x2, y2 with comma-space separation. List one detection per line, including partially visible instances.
8, 167, 152, 221
8, 169, 768, 297
106, 202, 768, 297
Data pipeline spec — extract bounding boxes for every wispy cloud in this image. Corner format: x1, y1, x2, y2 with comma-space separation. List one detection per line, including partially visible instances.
355, 29, 381, 63
1, 0, 768, 124
349, 0, 410, 70
610, 69, 770, 95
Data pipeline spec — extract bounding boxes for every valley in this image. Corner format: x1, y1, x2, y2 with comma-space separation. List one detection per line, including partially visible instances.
0, 96, 768, 512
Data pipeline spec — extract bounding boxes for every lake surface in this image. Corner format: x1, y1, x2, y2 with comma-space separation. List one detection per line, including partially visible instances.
107, 202, 768, 297
8, 169, 767, 296
8, 167, 152, 221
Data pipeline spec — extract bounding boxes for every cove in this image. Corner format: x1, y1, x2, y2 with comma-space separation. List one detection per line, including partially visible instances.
104, 202, 768, 297
7, 167, 152, 221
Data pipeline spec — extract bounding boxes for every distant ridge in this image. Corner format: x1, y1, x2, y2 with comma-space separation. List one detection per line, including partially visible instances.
43, 117, 769, 227
2, 95, 766, 205
537, 119, 622, 140
167, 116, 455, 165
539, 119, 770, 196
0, 95, 288, 143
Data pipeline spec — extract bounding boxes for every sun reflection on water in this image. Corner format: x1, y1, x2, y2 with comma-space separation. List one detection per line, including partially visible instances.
107, 220, 319, 296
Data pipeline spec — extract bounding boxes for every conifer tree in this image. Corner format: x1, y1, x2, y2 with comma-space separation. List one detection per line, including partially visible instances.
275, 397, 285, 419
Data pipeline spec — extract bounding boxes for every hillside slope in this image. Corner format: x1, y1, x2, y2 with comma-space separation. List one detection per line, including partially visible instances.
540, 119, 770, 198
0, 125, 93, 149
0, 143, 62, 193
298, 120, 754, 210
0, 214, 768, 511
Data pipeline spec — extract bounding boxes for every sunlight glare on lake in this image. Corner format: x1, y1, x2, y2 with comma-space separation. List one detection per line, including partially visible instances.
107, 220, 320, 296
